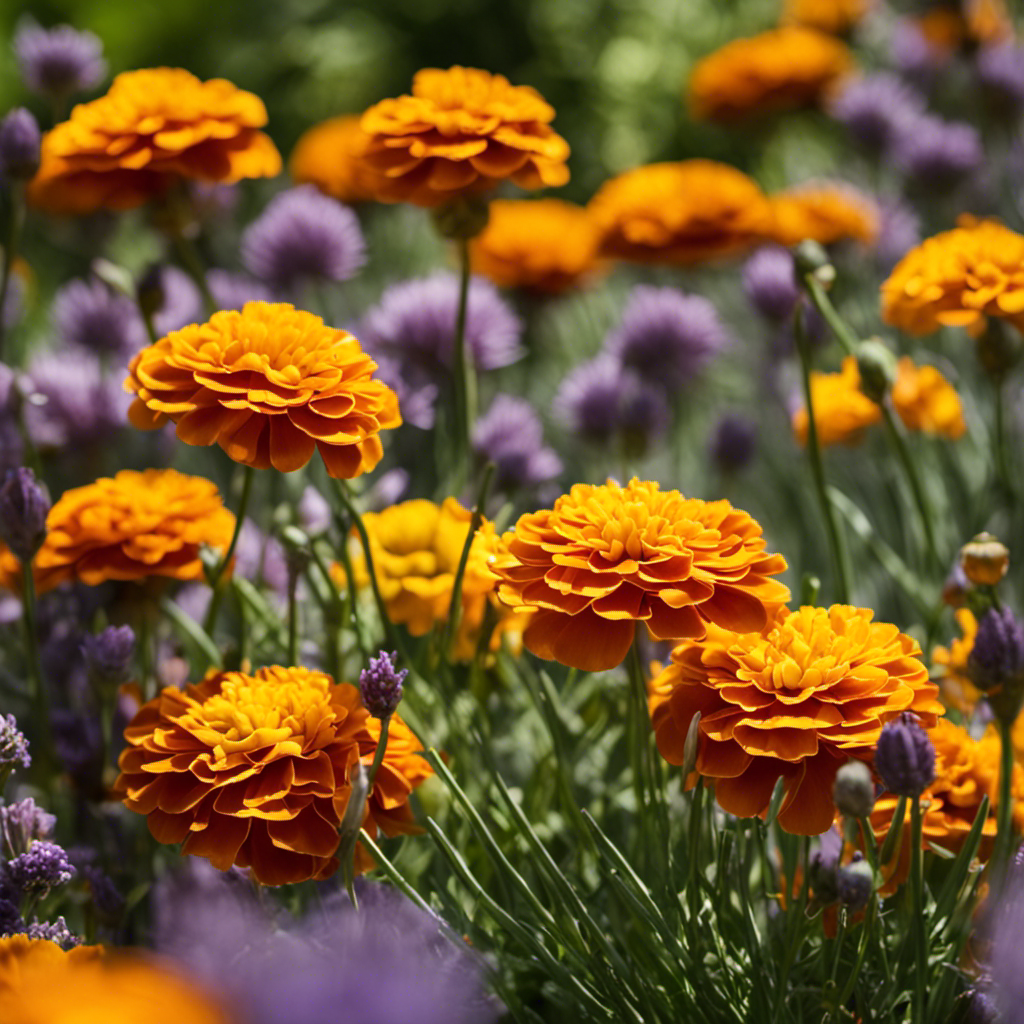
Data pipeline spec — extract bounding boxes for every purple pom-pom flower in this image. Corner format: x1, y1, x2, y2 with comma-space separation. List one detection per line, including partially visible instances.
472, 394, 561, 493
13, 19, 106, 100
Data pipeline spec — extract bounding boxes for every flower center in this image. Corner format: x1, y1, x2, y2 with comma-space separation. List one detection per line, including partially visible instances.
747, 607, 854, 691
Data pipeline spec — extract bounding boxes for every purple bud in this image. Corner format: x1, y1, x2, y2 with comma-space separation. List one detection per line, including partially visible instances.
743, 247, 801, 322
13, 19, 106, 100
875, 713, 936, 798
836, 853, 873, 910
895, 116, 984, 190
0, 467, 51, 562
0, 798, 55, 858
968, 607, 1024, 723
0, 108, 41, 181
0, 716, 31, 774
4, 840, 75, 894
359, 650, 407, 719
81, 625, 136, 689
976, 44, 1024, 115
709, 414, 757, 474
808, 827, 841, 905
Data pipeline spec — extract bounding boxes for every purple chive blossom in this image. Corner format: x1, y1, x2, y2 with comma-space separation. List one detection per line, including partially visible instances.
619, 373, 671, 450
891, 18, 950, 90
604, 286, 729, 388
25, 916, 80, 949
896, 116, 984, 190
4, 841, 75, 894
149, 267, 203, 336
874, 713, 936, 798
0, 108, 41, 181
836, 854, 873, 911
0, 717, 31, 775
743, 247, 800, 322
709, 414, 757, 474
235, 519, 289, 596
0, 468, 50, 563
976, 43, 1024, 112
968, 607, 1024, 722
52, 278, 145, 357
875, 198, 921, 272
13, 19, 106, 100
81, 625, 136, 690
207, 270, 274, 312
363, 468, 410, 512
369, 350, 439, 429
359, 651, 407, 719
472, 394, 562, 492
828, 73, 927, 156
242, 186, 366, 291
297, 486, 331, 536
0, 799, 55, 858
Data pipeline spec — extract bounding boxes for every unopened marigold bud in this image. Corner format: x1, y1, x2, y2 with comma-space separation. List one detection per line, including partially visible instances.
875, 713, 935, 798
960, 532, 1009, 587
359, 650, 407, 719
81, 625, 136, 690
837, 853, 874, 911
793, 239, 835, 288
0, 108, 41, 181
431, 196, 490, 241
0, 467, 51, 563
855, 338, 897, 403
833, 759, 875, 819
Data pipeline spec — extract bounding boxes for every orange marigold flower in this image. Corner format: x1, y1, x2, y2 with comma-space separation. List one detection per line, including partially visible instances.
116, 665, 431, 886
289, 114, 377, 205
688, 27, 853, 123
125, 302, 401, 479
651, 605, 943, 835
782, 0, 872, 34
932, 608, 980, 714
892, 356, 966, 439
792, 356, 881, 446
769, 183, 879, 247
491, 477, 790, 673
881, 218, 1024, 336
28, 68, 281, 215
0, 936, 230, 1024
588, 160, 773, 266
870, 718, 1024, 891
469, 198, 603, 294
0, 469, 234, 595
359, 66, 570, 208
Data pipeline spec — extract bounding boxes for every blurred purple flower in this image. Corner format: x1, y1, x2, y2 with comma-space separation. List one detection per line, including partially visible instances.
53, 278, 145, 358
370, 350, 438, 429
187, 182, 239, 223
989, 844, 1024, 1020
743, 247, 800, 323
150, 266, 203, 336
829, 73, 927, 155
605, 286, 729, 388
363, 468, 410, 511
875, 198, 921, 272
0, 108, 41, 181
891, 18, 950, 91
896, 116, 984, 190
976, 43, 1024, 113
709, 414, 757, 474
297, 486, 331, 536
13, 19, 106, 99
0, 467, 50, 562
242, 186, 366, 291
0, 716, 31, 776
81, 625, 135, 690
207, 270, 274, 312
235, 519, 289, 596
0, 799, 56, 860
472, 393, 562, 492
3, 273, 25, 334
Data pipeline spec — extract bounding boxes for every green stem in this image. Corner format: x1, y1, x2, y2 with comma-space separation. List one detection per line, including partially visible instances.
0, 182, 26, 359
287, 569, 299, 666
993, 377, 1016, 511
909, 794, 927, 1024
203, 465, 255, 635
687, 779, 704, 946
994, 717, 1016, 877
802, 273, 857, 357
450, 237, 473, 486
21, 565, 54, 780
794, 308, 852, 604
366, 714, 391, 789
172, 230, 217, 315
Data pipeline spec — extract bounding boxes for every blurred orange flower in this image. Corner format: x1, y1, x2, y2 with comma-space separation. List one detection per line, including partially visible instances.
588, 161, 773, 265
28, 68, 281, 215
492, 477, 790, 673
892, 357, 966, 439
0, 469, 234, 595
769, 184, 878, 247
782, 0, 872, 34
689, 27, 853, 123
469, 198, 602, 294
932, 608, 980, 713
289, 114, 377, 204
125, 302, 400, 479
117, 665, 431, 886
652, 605, 943, 835
359, 66, 570, 207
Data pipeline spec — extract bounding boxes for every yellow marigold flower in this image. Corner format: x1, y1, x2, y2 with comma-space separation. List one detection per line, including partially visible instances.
881, 218, 1024, 336
28, 68, 281, 215
588, 160, 773, 265
469, 198, 603, 294
870, 718, 1024, 891
289, 114, 377, 204
116, 665, 431, 886
782, 0, 872, 34
359, 66, 570, 207
792, 356, 881, 446
932, 608, 980, 714
769, 183, 879, 247
491, 477, 790, 673
652, 605, 943, 835
892, 356, 966, 439
0, 469, 234, 596
125, 302, 401, 479
688, 27, 853, 123
0, 936, 230, 1024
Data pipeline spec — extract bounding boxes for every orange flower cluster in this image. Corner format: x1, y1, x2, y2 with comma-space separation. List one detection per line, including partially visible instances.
492, 478, 790, 673
932, 608, 980, 713
125, 302, 401, 479
29, 68, 281, 215
792, 355, 966, 445
289, 114, 377, 205
769, 184, 879, 247
881, 219, 1024, 336
116, 665, 431, 886
588, 161, 774, 265
0, 936, 230, 1024
688, 27, 853, 123
359, 66, 570, 207
870, 718, 1024, 890
651, 605, 943, 835
0, 469, 234, 595
469, 199, 602, 294
782, 0, 872, 34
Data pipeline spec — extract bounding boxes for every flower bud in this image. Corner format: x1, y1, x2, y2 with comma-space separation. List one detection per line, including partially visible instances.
0, 467, 51, 563
0, 797, 55, 858
135, 264, 167, 320
808, 841, 840, 907
81, 625, 136, 690
833, 759, 875, 819
359, 650, 407, 719
855, 338, 898, 404
976, 318, 1022, 379
0, 108, 41, 181
875, 712, 935, 798
960, 532, 1009, 587
968, 606, 1024, 724
836, 853, 874, 911
792, 239, 836, 288
431, 196, 490, 241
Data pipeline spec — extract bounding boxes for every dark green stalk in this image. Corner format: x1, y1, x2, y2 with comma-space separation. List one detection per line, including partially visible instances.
204, 465, 255, 635
366, 714, 391, 789
993, 717, 1016, 876
909, 794, 928, 1024
286, 568, 299, 666
993, 378, 1016, 511
21, 565, 53, 778
450, 237, 473, 485
802, 273, 857, 357
686, 779, 704, 946
0, 182, 26, 358
172, 230, 217, 315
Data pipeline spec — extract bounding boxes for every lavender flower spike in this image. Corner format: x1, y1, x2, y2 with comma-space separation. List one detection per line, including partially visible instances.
13, 19, 106, 100
874, 713, 935, 798
0, 716, 31, 775
0, 468, 50, 563
472, 394, 562, 493
4, 840, 75, 894
0, 109, 41, 181
359, 651, 407, 720
0, 798, 56, 859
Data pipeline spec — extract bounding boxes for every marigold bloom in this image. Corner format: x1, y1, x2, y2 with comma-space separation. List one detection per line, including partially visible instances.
116, 666, 431, 886
870, 718, 1024, 890
28, 68, 281, 215
881, 219, 1024, 336
588, 160, 773, 266
769, 184, 879, 247
469, 199, 602, 294
125, 302, 400, 479
891, 356, 966, 439
289, 114, 377, 204
688, 27, 853, 123
792, 356, 881, 446
0, 469, 234, 595
492, 478, 790, 673
652, 605, 943, 835
359, 66, 570, 207
932, 608, 980, 713
0, 936, 229, 1024
782, 0, 872, 34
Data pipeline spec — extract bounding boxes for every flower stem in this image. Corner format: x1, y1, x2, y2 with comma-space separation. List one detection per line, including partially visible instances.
909, 794, 928, 1024
993, 717, 1016, 877
794, 308, 852, 604
366, 713, 391, 789
450, 237, 474, 486
0, 182, 26, 359
21, 564, 54, 780
203, 464, 255, 636
286, 568, 299, 666
993, 376, 1016, 512
172, 230, 217, 316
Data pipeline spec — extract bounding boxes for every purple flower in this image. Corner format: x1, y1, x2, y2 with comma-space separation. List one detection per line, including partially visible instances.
874, 712, 935, 798
242, 186, 366, 291
891, 18, 950, 91
605, 286, 729, 388
364, 468, 410, 511
743, 247, 800, 323
370, 350, 439, 429
207, 269, 274, 311
0, 717, 31, 775
235, 519, 289, 595
0, 799, 55, 859
829, 73, 927, 156
968, 607, 1024, 722
988, 844, 1024, 1020
0, 108, 41, 181
4, 840, 75, 894
25, 916, 80, 949
836, 854, 873, 910
874, 198, 921, 272
81, 625, 135, 689
52, 278, 145, 357
0, 897, 23, 937
895, 116, 984, 190
472, 394, 562, 492
13, 19, 106, 99
146, 266, 203, 337
0, 467, 50, 562
976, 43, 1024, 113
709, 414, 757, 474
359, 650, 407, 719
297, 486, 331, 536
